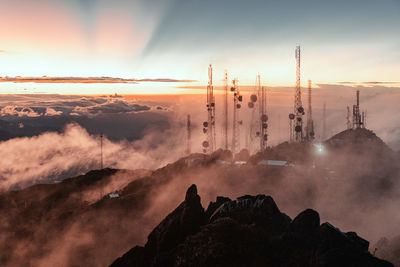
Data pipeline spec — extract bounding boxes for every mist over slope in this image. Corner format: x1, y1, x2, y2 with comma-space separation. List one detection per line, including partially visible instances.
0, 128, 399, 266
111, 185, 393, 267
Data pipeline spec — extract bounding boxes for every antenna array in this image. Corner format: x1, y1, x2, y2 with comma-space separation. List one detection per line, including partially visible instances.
202, 64, 216, 153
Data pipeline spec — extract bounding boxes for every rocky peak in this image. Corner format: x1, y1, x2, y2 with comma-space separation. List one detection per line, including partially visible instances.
111, 185, 394, 267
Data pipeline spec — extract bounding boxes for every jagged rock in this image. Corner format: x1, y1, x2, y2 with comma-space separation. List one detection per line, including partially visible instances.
111, 185, 393, 267
290, 208, 320, 233
111, 246, 147, 267
210, 194, 291, 235
205, 196, 231, 220
112, 184, 205, 266
146, 184, 205, 263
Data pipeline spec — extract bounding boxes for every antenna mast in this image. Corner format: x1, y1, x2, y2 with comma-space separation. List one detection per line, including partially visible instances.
248, 74, 260, 153
202, 64, 216, 153
224, 70, 229, 150
290, 45, 304, 142
306, 80, 314, 141
186, 114, 191, 155
352, 90, 363, 129
260, 85, 268, 152
231, 78, 242, 154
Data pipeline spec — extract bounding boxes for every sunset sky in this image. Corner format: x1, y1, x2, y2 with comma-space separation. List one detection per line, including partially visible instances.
0, 0, 399, 93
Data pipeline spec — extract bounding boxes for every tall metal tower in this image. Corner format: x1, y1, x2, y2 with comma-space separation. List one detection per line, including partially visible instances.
305, 80, 315, 141
259, 85, 268, 152
248, 74, 260, 152
290, 45, 304, 142
202, 64, 216, 153
352, 90, 363, 129
231, 78, 242, 154
346, 106, 352, 129
223, 70, 229, 150
186, 114, 191, 155
322, 103, 326, 140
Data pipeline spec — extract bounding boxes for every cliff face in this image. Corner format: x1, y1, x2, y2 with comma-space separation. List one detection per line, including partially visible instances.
111, 185, 393, 267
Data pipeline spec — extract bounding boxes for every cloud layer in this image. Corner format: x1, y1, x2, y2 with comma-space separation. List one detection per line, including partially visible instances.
0, 123, 184, 190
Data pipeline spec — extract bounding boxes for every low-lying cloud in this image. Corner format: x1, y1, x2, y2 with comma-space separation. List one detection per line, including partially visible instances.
0, 123, 185, 191
0, 95, 152, 117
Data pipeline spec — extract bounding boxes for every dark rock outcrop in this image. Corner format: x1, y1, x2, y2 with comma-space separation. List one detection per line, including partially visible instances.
112, 184, 205, 267
111, 185, 393, 267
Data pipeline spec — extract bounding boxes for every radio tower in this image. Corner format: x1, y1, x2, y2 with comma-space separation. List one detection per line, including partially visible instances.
231, 78, 242, 154
259, 85, 268, 152
186, 114, 191, 155
223, 70, 229, 150
248, 74, 260, 152
202, 64, 216, 153
346, 106, 352, 129
352, 90, 363, 128
305, 80, 315, 141
290, 45, 304, 142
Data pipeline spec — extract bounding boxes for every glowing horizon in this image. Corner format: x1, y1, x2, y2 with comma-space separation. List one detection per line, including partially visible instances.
0, 0, 399, 94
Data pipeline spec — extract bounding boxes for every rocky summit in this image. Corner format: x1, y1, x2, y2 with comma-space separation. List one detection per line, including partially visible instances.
111, 185, 393, 267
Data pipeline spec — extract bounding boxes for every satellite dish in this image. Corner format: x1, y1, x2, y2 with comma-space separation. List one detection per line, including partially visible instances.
237, 104, 241, 109
250, 94, 257, 102
295, 126, 302, 132
261, 114, 268, 122
202, 141, 209, 148
289, 113, 295, 120
203, 121, 208, 127
248, 102, 254, 108
298, 106, 304, 113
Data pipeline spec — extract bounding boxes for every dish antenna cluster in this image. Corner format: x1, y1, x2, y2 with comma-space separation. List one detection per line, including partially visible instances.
202, 64, 216, 153
231, 78, 242, 154
248, 74, 268, 152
